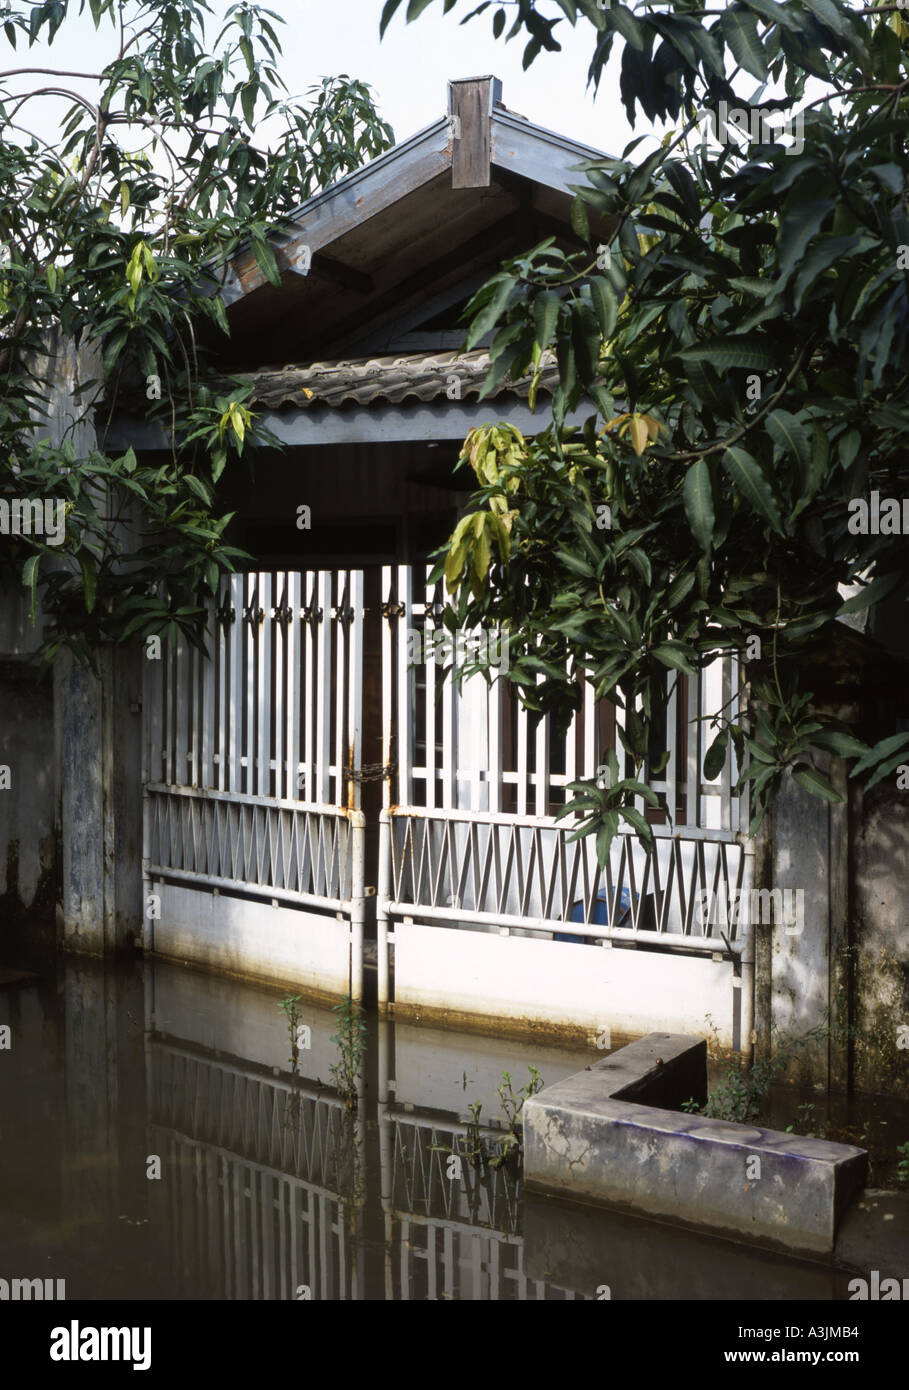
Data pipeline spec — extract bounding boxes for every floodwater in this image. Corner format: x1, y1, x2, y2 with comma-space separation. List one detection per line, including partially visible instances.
0, 954, 862, 1300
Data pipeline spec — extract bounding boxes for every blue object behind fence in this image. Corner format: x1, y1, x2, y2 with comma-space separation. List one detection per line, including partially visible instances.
555, 886, 634, 944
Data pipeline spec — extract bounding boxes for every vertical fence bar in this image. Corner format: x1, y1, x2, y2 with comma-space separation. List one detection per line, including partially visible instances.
424, 571, 436, 810
190, 637, 201, 788
534, 676, 549, 817
229, 573, 244, 795
381, 566, 394, 811
720, 652, 733, 832
174, 638, 188, 788
201, 596, 215, 790
287, 573, 302, 802
163, 633, 175, 786
316, 572, 332, 805
488, 651, 503, 816
333, 573, 347, 809
685, 670, 700, 829
303, 572, 316, 805
396, 565, 413, 808
665, 670, 678, 823
258, 571, 272, 798
245, 573, 257, 798
273, 572, 286, 801
347, 571, 364, 811
516, 699, 528, 818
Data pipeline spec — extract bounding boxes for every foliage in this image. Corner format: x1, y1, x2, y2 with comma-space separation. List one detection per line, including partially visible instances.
431, 1065, 544, 1169
0, 0, 393, 664
898, 1140, 909, 1183
278, 991, 304, 1067
684, 1017, 830, 1124
389, 0, 909, 854
329, 993, 367, 1108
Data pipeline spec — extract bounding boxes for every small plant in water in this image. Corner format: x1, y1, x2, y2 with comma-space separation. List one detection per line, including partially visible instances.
279, 992, 305, 1127
898, 1141, 909, 1184
489, 1066, 544, 1167
279, 993, 304, 1069
330, 993, 367, 1109
432, 1066, 544, 1172
686, 1016, 831, 1125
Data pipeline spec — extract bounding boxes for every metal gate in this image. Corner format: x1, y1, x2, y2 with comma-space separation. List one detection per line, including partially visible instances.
376, 564, 753, 1049
143, 569, 367, 999
143, 563, 752, 1045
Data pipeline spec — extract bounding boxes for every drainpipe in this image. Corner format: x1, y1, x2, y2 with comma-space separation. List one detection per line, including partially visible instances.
349, 807, 366, 1004
377, 809, 391, 1011
739, 830, 756, 1063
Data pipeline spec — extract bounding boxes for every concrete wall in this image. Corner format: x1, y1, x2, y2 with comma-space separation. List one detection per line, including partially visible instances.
0, 614, 57, 945
756, 753, 909, 1098
851, 782, 909, 1096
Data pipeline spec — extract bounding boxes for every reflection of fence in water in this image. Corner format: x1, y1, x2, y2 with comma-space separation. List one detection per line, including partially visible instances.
391, 1116, 521, 1232
385, 1113, 585, 1301
148, 1042, 363, 1299
149, 1128, 359, 1300
150, 1042, 356, 1188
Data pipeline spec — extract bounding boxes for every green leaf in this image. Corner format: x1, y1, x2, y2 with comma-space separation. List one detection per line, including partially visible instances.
837, 571, 902, 616
588, 276, 617, 340
651, 643, 697, 674
79, 553, 97, 614
533, 290, 561, 350
722, 446, 784, 535
850, 732, 909, 779
679, 337, 777, 371
721, 6, 767, 79
619, 805, 654, 848
184, 474, 212, 506
810, 729, 870, 759
792, 763, 842, 804
704, 728, 729, 781
776, 200, 835, 287
570, 194, 591, 241
683, 459, 715, 551
467, 276, 518, 350
22, 554, 40, 625
379, 0, 404, 36
252, 236, 282, 289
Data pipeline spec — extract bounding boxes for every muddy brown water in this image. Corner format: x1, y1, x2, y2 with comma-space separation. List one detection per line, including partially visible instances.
0, 954, 869, 1300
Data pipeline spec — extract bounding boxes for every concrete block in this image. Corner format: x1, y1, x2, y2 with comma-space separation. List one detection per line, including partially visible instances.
524, 1032, 868, 1255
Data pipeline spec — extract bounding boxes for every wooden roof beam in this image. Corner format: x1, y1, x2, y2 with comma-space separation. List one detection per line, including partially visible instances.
449, 76, 502, 190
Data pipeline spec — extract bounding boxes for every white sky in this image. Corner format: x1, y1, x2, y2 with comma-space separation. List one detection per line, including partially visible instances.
5, 0, 658, 160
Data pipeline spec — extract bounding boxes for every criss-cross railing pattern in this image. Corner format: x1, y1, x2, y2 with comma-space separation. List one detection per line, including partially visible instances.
151, 1044, 353, 1188
388, 808, 745, 945
146, 788, 354, 906
149, 1128, 356, 1300
390, 1114, 521, 1232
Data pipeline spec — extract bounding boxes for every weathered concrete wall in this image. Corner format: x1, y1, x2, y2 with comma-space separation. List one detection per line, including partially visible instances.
850, 782, 909, 1097
755, 750, 908, 1099
0, 653, 57, 940
524, 1034, 868, 1256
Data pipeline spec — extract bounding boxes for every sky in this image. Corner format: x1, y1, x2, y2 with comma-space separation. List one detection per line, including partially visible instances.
4, 0, 662, 160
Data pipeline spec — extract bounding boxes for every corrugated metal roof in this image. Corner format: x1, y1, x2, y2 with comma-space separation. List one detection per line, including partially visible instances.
211, 349, 559, 410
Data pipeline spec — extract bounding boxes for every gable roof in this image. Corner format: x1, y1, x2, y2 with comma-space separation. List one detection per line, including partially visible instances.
210, 76, 614, 368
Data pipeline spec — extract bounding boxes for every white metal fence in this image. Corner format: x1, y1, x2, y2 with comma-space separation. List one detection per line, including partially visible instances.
143, 569, 366, 999
142, 563, 753, 1041
377, 564, 753, 1047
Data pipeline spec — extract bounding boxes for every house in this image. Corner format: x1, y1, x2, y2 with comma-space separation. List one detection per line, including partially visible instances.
2, 77, 905, 1097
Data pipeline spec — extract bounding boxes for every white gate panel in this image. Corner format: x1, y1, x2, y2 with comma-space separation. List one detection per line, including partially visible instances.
154, 883, 353, 999
393, 921, 738, 1046
142, 571, 366, 1000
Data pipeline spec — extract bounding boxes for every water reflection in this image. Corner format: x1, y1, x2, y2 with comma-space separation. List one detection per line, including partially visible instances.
0, 956, 853, 1300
